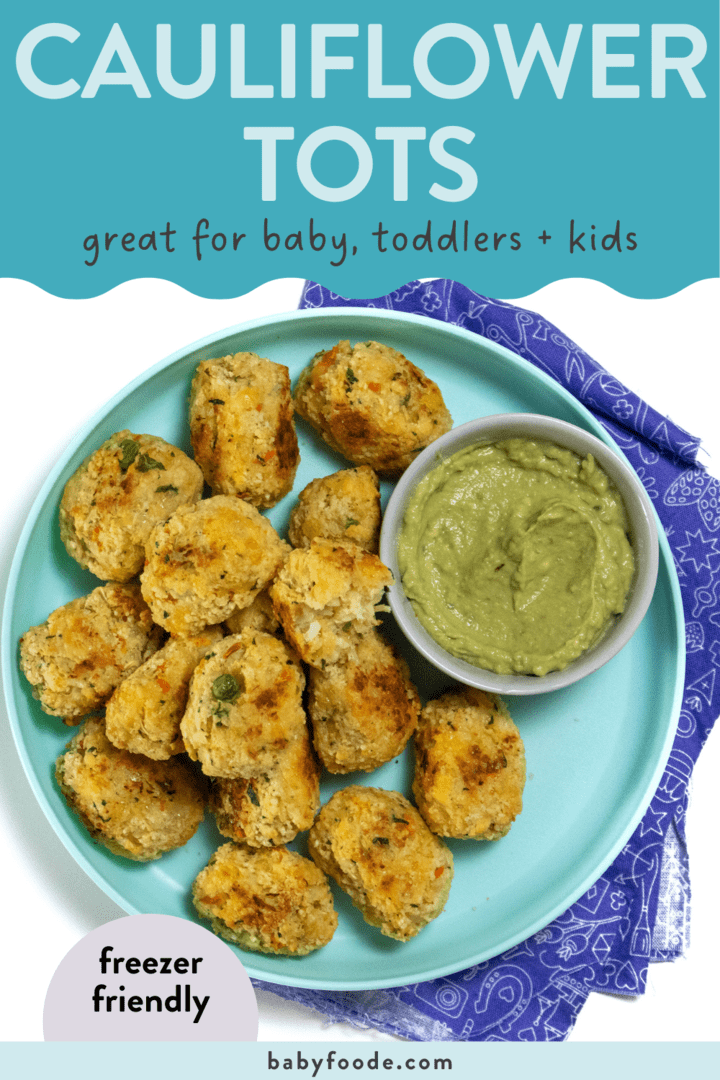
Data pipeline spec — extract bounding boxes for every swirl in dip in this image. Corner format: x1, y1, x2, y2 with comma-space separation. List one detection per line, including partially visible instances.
397, 438, 635, 676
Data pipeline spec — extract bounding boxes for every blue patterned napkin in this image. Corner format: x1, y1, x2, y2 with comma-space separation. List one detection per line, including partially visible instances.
259, 279, 718, 1041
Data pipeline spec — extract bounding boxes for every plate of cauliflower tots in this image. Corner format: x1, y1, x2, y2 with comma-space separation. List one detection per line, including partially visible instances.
4, 308, 683, 990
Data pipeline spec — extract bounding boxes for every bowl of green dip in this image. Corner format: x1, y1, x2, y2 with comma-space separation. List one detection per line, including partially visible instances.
380, 414, 659, 695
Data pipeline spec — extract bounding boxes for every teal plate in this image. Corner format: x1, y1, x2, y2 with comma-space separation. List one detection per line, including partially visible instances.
2, 309, 683, 991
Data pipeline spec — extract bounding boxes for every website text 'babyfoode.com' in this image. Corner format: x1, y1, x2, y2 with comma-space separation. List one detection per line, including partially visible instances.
268, 1051, 452, 1075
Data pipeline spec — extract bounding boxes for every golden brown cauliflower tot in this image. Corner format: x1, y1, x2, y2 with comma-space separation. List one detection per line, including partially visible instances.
193, 843, 337, 955
141, 495, 288, 636
288, 466, 381, 553
19, 582, 163, 723
270, 539, 392, 668
189, 352, 299, 508
294, 340, 452, 475
307, 631, 420, 773
105, 627, 224, 759
413, 688, 526, 841
59, 430, 203, 582
309, 787, 453, 941
55, 717, 207, 861
180, 630, 307, 779
209, 726, 320, 847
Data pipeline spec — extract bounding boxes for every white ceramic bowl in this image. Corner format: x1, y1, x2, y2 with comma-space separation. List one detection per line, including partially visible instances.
380, 413, 659, 695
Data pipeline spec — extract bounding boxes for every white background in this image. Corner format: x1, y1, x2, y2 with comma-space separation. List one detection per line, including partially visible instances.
0, 275, 717, 1043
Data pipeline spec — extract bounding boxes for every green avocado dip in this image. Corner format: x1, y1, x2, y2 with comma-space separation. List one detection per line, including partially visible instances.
398, 438, 635, 676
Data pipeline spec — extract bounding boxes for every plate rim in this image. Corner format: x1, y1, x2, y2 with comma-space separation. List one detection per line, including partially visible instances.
2, 305, 685, 990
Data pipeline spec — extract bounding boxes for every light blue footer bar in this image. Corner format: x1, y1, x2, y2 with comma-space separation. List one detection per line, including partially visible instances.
1, 1042, 719, 1078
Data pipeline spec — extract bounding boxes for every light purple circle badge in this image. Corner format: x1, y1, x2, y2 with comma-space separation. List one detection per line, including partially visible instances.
44, 914, 259, 1041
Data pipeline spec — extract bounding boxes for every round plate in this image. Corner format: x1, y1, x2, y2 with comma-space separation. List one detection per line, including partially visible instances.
2, 308, 683, 991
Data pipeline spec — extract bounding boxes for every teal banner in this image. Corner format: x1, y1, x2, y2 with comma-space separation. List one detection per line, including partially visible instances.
0, 1, 717, 297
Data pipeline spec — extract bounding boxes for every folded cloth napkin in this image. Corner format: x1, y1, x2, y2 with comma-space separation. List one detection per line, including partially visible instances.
257, 279, 718, 1041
